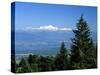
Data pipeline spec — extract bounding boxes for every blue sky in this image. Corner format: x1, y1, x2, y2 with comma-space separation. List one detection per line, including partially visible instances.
14, 2, 97, 32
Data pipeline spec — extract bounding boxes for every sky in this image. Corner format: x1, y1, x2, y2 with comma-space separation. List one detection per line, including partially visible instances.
14, 2, 97, 32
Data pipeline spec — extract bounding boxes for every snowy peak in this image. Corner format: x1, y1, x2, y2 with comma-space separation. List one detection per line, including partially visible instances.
16, 25, 74, 32
32, 25, 59, 31
32, 25, 73, 31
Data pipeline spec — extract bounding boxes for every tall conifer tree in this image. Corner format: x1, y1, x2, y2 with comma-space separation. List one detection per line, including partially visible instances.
71, 14, 97, 69
54, 42, 68, 70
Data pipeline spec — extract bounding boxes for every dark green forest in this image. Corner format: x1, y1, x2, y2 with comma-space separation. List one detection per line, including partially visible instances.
12, 15, 97, 73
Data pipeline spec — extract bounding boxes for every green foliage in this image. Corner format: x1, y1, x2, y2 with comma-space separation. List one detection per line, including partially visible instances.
54, 42, 69, 70
17, 58, 31, 73
27, 55, 39, 72
38, 56, 53, 71
70, 14, 97, 69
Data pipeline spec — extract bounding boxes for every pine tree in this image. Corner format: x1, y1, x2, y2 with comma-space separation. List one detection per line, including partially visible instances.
18, 58, 31, 73
54, 42, 68, 70
85, 39, 97, 68
70, 14, 97, 69
28, 54, 33, 65
28, 54, 39, 72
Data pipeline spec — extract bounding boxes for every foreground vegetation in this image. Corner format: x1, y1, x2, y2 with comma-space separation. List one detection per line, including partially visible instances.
12, 15, 97, 73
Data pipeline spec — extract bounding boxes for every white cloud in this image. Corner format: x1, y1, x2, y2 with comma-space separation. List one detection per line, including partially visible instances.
31, 25, 73, 31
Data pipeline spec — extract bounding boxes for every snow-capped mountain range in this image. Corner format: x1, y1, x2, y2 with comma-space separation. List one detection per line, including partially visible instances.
16, 25, 75, 31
